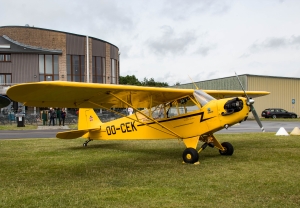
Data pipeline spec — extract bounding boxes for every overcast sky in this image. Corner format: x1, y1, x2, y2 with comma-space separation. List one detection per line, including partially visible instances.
2, 0, 300, 85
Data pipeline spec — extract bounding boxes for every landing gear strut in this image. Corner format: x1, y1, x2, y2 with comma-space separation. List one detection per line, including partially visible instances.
83, 139, 93, 147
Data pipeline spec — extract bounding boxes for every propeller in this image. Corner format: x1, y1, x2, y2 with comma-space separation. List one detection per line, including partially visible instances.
235, 72, 265, 132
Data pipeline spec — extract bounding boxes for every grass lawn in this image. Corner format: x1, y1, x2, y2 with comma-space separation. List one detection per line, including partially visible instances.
0, 133, 300, 207
0, 124, 78, 130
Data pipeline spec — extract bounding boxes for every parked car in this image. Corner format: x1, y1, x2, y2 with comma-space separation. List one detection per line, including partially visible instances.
261, 108, 297, 119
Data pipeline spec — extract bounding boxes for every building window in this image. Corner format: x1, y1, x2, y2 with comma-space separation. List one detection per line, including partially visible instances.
67, 55, 85, 82
111, 59, 117, 84
39, 55, 59, 81
0, 73, 12, 86
92, 56, 106, 83
0, 54, 11, 62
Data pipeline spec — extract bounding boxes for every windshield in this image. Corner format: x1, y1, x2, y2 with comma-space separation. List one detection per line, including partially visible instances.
193, 90, 216, 107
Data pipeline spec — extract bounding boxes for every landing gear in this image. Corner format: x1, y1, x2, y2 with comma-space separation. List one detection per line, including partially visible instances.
182, 148, 199, 164
219, 142, 234, 155
83, 139, 93, 147
182, 134, 235, 164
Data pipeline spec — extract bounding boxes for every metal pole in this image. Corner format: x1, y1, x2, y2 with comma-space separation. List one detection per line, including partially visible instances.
86, 36, 89, 83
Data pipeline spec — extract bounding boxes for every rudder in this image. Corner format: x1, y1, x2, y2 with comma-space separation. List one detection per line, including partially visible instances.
78, 108, 102, 130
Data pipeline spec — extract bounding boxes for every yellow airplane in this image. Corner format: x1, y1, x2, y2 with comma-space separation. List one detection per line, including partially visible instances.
7, 80, 269, 164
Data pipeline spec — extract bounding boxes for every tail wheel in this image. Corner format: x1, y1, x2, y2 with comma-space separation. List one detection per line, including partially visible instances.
219, 142, 234, 155
182, 148, 199, 164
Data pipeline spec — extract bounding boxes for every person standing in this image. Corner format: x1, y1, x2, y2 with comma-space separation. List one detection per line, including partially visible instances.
56, 108, 61, 126
42, 110, 47, 125
48, 108, 56, 126
61, 108, 66, 126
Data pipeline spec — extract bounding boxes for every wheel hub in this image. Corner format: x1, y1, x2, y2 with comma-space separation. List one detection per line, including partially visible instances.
186, 154, 192, 160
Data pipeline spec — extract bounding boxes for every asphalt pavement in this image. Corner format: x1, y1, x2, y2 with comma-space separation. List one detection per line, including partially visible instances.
217, 120, 299, 134
0, 120, 299, 139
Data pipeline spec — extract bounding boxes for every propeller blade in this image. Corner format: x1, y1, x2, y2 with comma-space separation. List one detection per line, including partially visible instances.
250, 105, 265, 132
235, 72, 250, 100
235, 72, 265, 132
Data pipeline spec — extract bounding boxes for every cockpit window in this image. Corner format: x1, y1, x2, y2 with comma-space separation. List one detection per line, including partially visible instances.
193, 90, 216, 107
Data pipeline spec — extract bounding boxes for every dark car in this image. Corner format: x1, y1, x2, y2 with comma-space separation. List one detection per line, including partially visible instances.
261, 108, 297, 119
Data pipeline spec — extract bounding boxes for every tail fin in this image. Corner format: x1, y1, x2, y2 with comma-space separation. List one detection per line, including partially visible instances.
78, 108, 102, 130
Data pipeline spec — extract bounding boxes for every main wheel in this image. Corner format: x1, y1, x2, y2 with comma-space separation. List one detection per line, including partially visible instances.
272, 115, 276, 119
182, 148, 199, 164
219, 142, 234, 155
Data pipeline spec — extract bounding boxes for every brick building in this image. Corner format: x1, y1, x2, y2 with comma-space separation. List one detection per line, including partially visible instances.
0, 25, 119, 115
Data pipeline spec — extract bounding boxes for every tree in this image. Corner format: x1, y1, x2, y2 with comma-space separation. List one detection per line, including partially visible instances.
141, 77, 169, 87
119, 75, 141, 85
119, 76, 169, 87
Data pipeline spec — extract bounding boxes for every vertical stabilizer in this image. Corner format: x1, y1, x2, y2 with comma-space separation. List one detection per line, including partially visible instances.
78, 108, 102, 130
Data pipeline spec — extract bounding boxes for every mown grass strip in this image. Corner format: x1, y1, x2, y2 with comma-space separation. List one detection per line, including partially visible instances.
0, 133, 300, 207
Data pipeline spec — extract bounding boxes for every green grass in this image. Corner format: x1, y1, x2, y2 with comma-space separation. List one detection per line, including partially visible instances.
0, 124, 78, 130
1, 133, 300, 207
0, 124, 38, 130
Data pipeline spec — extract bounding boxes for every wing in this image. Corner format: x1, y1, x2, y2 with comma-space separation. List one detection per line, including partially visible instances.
204, 90, 270, 99
7, 81, 195, 108
7, 81, 270, 108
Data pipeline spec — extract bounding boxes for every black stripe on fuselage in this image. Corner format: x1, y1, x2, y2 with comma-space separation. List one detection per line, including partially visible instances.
137, 112, 214, 126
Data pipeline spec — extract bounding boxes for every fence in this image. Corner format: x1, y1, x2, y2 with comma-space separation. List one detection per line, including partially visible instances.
0, 110, 78, 126
0, 109, 126, 126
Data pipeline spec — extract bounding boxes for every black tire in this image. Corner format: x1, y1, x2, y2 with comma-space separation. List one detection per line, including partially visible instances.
219, 142, 234, 155
272, 115, 276, 119
182, 148, 199, 164
291, 115, 296, 119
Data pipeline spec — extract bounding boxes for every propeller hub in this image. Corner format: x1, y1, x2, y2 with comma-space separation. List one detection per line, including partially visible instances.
247, 98, 255, 106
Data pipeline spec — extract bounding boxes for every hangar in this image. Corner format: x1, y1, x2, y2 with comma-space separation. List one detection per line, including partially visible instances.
177, 74, 300, 118
0, 25, 119, 114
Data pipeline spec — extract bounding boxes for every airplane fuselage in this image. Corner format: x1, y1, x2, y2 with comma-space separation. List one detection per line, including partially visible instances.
82, 97, 249, 141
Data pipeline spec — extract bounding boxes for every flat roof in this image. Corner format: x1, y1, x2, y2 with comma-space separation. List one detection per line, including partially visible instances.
180, 74, 300, 86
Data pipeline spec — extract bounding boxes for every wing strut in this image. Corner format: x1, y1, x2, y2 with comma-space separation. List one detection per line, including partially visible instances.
108, 92, 183, 139
87, 100, 183, 139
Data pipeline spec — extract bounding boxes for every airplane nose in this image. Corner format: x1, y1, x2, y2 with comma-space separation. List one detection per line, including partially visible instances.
222, 97, 244, 116
246, 98, 255, 106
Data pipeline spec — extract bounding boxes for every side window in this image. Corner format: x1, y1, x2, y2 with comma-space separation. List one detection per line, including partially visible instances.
0, 73, 12, 85
151, 104, 165, 119
0, 54, 11, 62
39, 54, 59, 81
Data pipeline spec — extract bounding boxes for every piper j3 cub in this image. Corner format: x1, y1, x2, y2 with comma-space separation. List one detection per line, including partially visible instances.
7, 78, 269, 164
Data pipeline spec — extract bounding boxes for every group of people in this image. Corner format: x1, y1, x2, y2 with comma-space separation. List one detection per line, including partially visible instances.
48, 108, 66, 126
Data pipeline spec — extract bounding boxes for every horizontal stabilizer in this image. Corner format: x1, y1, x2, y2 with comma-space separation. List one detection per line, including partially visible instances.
56, 128, 100, 139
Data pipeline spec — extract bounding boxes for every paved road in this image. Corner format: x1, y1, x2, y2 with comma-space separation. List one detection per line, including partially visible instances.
0, 121, 299, 139
0, 129, 66, 139
217, 120, 299, 134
